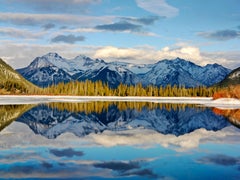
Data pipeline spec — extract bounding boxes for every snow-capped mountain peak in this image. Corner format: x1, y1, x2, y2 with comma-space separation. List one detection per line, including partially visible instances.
28, 56, 54, 69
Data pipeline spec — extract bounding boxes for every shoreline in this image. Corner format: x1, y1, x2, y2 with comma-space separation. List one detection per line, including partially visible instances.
0, 95, 212, 105
0, 95, 240, 109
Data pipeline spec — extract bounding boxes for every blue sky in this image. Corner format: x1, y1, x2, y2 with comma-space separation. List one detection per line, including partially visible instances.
0, 0, 239, 69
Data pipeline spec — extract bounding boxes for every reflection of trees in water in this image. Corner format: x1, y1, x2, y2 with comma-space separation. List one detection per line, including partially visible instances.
213, 108, 240, 128
47, 101, 205, 114
0, 105, 34, 131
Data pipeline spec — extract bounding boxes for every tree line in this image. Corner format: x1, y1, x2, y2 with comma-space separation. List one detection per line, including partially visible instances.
0, 79, 219, 97
48, 101, 205, 114
40, 80, 218, 97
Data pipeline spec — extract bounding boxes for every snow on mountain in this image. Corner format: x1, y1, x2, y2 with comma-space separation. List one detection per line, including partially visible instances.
110, 61, 153, 74
142, 58, 202, 87
142, 58, 231, 87
17, 65, 73, 87
75, 64, 141, 88
27, 53, 106, 75
197, 63, 231, 86
17, 53, 231, 88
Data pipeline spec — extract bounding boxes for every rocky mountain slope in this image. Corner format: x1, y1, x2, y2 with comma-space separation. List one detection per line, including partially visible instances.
0, 58, 39, 94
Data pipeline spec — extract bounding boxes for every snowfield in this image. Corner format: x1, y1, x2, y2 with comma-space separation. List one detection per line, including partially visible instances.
0, 95, 240, 109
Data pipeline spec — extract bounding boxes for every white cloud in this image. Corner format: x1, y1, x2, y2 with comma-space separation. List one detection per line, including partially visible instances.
93, 46, 143, 60
92, 45, 235, 67
88, 128, 235, 152
135, 0, 179, 18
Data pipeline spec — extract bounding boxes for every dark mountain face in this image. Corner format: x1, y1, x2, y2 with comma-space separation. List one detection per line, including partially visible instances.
16, 53, 231, 88
16, 103, 229, 139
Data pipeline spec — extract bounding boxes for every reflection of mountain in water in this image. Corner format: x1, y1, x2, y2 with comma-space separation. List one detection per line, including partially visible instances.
0, 105, 34, 131
16, 102, 230, 139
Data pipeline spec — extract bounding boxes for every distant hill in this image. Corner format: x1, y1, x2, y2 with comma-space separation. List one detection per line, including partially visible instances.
216, 67, 240, 87
17, 52, 231, 88
213, 67, 240, 99
0, 58, 39, 94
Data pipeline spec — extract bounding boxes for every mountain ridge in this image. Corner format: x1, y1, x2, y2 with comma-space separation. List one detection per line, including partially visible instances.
16, 52, 231, 88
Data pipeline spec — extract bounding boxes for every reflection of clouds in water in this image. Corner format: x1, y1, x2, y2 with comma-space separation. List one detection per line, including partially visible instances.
197, 154, 240, 166
0, 161, 112, 179
93, 160, 159, 179
49, 148, 84, 158
94, 161, 140, 171
0, 146, 158, 179
0, 122, 240, 152
0, 150, 47, 164
88, 127, 240, 152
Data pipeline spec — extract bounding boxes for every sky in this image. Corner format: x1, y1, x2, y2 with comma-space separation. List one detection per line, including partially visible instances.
0, 0, 239, 69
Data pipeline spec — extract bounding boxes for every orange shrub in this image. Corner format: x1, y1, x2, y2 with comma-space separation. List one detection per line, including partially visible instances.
213, 89, 232, 99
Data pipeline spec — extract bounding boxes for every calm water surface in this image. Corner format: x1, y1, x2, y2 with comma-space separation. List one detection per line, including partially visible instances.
0, 101, 239, 180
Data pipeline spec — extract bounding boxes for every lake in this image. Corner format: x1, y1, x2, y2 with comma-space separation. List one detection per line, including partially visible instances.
0, 100, 240, 180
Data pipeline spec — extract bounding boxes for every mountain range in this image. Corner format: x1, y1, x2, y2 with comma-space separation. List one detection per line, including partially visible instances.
17, 53, 231, 88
